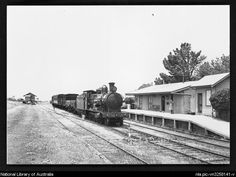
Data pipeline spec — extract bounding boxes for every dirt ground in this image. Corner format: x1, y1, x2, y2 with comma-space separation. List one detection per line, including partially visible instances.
7, 101, 109, 164
7, 101, 202, 164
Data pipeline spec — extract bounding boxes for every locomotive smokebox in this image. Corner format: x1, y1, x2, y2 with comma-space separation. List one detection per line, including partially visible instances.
105, 92, 123, 111
109, 82, 117, 92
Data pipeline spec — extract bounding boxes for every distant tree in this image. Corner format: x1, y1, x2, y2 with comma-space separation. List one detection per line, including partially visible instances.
154, 43, 206, 84
138, 82, 153, 90
17, 98, 24, 102
196, 55, 230, 79
195, 62, 213, 79
124, 97, 135, 104
155, 73, 178, 84
8, 96, 16, 101
211, 55, 230, 73
154, 77, 163, 85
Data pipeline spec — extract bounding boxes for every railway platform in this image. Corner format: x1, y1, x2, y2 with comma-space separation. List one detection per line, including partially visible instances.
121, 109, 230, 139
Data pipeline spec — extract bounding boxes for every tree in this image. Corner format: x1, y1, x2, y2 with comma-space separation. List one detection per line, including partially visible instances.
196, 55, 230, 79
210, 89, 230, 111
209, 88, 230, 121
138, 82, 153, 90
155, 43, 206, 84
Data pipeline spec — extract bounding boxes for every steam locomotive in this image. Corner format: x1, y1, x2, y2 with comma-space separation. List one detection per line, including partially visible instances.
51, 82, 124, 126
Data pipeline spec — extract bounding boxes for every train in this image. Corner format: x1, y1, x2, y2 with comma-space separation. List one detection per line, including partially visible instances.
51, 82, 125, 126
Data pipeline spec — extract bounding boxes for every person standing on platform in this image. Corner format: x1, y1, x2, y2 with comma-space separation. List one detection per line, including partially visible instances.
169, 99, 174, 114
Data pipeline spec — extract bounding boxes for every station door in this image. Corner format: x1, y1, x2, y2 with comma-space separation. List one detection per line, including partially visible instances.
183, 95, 191, 113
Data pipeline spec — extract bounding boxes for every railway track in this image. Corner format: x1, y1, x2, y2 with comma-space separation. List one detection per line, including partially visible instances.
124, 119, 229, 147
38, 104, 149, 164
111, 125, 230, 164
123, 120, 230, 153
39, 104, 230, 164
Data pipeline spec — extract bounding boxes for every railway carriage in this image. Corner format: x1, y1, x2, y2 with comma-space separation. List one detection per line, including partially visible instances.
51, 95, 58, 105
52, 94, 66, 109
58, 94, 66, 107
64, 94, 78, 112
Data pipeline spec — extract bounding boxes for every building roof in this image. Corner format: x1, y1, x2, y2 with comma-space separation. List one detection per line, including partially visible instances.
126, 72, 229, 95
126, 81, 194, 95
191, 72, 229, 87
23, 92, 36, 97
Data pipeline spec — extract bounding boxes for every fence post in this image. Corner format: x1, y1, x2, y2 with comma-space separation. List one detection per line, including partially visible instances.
173, 120, 176, 129
188, 121, 191, 132
161, 118, 165, 127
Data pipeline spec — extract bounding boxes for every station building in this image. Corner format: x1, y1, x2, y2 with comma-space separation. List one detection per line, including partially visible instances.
126, 73, 229, 117
23, 92, 37, 103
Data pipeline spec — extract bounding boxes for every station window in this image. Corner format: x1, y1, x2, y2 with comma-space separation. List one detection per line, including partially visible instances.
135, 96, 138, 103
148, 96, 153, 109
206, 90, 211, 106
139, 96, 143, 108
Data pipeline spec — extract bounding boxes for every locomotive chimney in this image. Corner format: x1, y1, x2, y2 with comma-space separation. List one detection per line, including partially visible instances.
109, 82, 115, 92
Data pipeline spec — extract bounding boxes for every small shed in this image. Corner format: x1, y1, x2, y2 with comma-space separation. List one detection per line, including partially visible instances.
23, 92, 36, 103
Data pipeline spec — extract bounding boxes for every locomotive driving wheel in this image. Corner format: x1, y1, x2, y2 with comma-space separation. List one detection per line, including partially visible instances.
119, 120, 123, 126
105, 118, 110, 126
115, 120, 123, 126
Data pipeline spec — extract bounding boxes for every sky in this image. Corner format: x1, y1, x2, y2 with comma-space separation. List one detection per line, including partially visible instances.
7, 5, 229, 101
